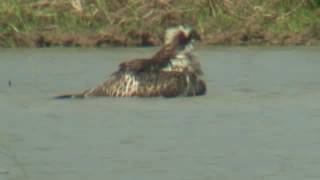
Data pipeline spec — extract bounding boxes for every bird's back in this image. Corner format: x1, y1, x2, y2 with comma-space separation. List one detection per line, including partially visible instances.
82, 70, 195, 97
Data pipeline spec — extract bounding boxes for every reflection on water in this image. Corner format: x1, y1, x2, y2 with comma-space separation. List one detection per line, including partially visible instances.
1, 47, 320, 180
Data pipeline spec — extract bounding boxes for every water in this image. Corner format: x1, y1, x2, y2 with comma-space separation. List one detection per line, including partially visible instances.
1, 47, 320, 180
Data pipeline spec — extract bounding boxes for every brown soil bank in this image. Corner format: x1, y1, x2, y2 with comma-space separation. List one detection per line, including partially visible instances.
1, 0, 320, 47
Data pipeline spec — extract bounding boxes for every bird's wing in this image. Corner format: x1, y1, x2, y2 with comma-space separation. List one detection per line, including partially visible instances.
84, 70, 191, 97
118, 58, 151, 72
118, 44, 177, 73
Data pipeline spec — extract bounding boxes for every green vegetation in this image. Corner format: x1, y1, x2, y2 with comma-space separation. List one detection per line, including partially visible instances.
0, 0, 319, 47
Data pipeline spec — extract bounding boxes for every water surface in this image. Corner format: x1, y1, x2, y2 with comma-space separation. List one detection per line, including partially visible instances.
1, 47, 320, 180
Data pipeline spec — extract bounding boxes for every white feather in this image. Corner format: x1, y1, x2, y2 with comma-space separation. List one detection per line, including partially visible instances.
164, 25, 192, 45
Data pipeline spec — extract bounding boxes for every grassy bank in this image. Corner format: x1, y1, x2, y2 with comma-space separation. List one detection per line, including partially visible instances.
1, 0, 320, 47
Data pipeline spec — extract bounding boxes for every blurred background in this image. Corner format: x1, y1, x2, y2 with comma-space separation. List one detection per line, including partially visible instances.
0, 0, 320, 47
1, 2, 320, 180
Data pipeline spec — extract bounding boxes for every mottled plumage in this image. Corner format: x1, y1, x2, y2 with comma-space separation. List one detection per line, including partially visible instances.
55, 25, 206, 99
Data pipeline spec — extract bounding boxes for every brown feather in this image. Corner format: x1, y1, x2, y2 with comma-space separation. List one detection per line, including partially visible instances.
82, 71, 197, 97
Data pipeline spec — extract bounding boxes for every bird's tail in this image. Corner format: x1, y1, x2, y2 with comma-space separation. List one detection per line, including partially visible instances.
54, 93, 85, 99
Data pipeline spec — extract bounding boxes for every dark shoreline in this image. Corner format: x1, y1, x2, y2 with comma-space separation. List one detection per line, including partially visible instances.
3, 30, 320, 48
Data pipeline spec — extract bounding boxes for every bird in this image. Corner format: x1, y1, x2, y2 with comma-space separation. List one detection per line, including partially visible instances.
55, 25, 207, 99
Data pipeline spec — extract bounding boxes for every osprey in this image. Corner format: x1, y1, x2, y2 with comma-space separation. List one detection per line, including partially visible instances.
55, 25, 207, 99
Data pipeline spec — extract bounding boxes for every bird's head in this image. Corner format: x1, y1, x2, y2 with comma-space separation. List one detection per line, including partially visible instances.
164, 25, 201, 50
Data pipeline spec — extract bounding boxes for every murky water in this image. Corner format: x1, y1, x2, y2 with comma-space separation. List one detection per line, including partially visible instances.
1, 47, 320, 180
